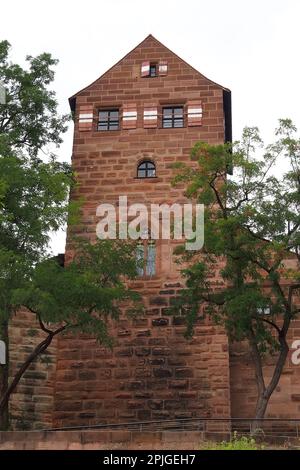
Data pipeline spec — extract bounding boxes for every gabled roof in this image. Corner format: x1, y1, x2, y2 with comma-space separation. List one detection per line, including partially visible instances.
69, 34, 232, 145
69, 34, 230, 106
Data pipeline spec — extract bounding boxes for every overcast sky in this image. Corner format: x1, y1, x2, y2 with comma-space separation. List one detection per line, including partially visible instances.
1, 0, 300, 254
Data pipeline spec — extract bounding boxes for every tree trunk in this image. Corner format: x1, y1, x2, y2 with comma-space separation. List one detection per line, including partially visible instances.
0, 320, 9, 430
255, 394, 269, 419
251, 394, 269, 434
0, 333, 53, 422
249, 332, 289, 434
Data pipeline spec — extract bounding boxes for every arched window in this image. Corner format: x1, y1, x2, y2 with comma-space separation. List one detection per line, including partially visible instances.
137, 160, 156, 178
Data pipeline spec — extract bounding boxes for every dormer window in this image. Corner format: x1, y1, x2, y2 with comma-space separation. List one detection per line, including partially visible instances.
141, 61, 168, 77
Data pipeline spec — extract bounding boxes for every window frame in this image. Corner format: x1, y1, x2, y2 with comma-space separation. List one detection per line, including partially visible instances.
137, 160, 156, 179
162, 105, 184, 129
136, 240, 156, 278
256, 306, 271, 316
97, 108, 120, 131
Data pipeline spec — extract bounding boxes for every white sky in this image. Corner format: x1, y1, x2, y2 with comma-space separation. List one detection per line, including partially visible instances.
1, 0, 300, 255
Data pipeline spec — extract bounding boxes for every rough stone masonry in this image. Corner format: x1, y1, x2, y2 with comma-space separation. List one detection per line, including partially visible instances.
7, 35, 300, 430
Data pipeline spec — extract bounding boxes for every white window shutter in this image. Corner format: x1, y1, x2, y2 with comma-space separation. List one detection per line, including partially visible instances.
143, 104, 158, 128
122, 103, 137, 129
78, 105, 93, 131
158, 61, 168, 76
187, 101, 203, 126
141, 61, 150, 77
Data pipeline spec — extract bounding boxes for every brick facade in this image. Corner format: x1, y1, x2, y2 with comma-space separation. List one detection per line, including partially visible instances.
7, 35, 300, 429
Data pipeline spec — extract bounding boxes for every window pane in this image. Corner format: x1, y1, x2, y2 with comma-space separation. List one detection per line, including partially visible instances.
174, 107, 183, 116
147, 168, 155, 177
99, 111, 109, 120
163, 119, 172, 128
174, 119, 184, 128
138, 169, 146, 178
146, 244, 156, 276
136, 245, 144, 276
163, 108, 173, 118
147, 162, 155, 170
109, 111, 119, 119
98, 123, 108, 131
150, 65, 156, 77
109, 123, 119, 130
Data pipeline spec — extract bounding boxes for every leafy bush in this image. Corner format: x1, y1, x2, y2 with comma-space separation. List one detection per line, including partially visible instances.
203, 432, 262, 450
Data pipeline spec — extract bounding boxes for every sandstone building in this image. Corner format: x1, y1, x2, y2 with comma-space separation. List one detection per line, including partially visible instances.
8, 35, 300, 429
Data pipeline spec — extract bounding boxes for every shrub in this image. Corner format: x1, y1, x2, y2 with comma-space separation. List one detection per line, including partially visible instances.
203, 432, 262, 450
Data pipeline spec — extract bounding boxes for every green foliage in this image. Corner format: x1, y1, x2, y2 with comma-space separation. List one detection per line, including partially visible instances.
0, 154, 73, 259
203, 432, 261, 450
0, 40, 69, 155
0, 145, 76, 331
0, 40, 142, 375
172, 120, 300, 350
171, 120, 300, 419
0, 41, 75, 328
0, 41, 76, 428
0, 41, 77, 328
12, 239, 142, 347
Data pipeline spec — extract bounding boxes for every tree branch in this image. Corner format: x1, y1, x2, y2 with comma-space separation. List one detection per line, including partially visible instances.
26, 307, 53, 335
252, 315, 281, 335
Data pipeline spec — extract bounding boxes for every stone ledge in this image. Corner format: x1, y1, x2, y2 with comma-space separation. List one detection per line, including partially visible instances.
0, 430, 205, 450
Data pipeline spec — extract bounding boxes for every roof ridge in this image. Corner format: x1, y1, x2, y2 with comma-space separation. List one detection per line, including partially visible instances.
69, 34, 230, 107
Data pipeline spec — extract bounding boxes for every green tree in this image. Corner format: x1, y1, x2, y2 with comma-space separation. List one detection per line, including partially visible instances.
0, 40, 68, 155
0, 239, 141, 419
0, 40, 71, 429
0, 41, 142, 430
172, 119, 300, 425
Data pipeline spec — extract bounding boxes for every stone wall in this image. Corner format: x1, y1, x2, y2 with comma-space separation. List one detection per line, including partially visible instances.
230, 318, 300, 418
53, 285, 230, 428
8, 308, 57, 429
0, 430, 209, 450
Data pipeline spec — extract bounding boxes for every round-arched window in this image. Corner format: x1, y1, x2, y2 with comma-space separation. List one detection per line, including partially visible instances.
137, 160, 156, 178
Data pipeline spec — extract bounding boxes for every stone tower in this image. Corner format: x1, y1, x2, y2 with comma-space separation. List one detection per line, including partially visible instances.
8, 35, 300, 432
51, 35, 232, 427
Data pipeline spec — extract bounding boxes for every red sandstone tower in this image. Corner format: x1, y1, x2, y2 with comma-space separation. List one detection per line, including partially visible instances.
9, 35, 300, 430
52, 34, 232, 427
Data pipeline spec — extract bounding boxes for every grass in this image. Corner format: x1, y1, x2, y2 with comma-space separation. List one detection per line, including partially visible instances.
201, 432, 264, 450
